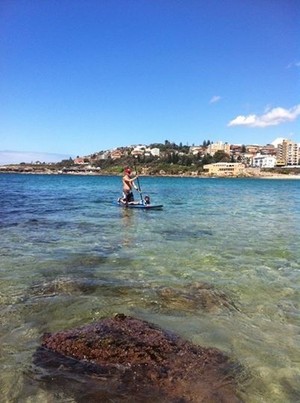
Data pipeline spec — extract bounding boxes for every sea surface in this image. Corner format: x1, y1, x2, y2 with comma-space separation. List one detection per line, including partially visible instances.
0, 173, 299, 402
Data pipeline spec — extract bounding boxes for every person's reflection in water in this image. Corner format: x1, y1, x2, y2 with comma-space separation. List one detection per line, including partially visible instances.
120, 208, 135, 247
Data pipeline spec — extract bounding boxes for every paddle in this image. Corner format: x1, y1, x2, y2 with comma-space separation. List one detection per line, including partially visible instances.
133, 159, 144, 205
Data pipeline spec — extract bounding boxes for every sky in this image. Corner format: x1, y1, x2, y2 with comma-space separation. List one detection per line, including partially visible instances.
0, 0, 299, 164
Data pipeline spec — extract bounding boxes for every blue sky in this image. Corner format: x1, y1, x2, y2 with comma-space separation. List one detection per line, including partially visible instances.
0, 0, 299, 164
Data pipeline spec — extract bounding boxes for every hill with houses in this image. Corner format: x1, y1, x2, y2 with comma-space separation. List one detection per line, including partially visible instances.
1, 138, 300, 177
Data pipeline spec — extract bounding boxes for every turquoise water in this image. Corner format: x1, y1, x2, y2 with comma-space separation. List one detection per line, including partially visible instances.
0, 173, 299, 402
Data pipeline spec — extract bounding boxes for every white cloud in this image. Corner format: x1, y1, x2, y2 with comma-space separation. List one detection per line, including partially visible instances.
228, 104, 300, 128
287, 61, 300, 69
209, 95, 221, 104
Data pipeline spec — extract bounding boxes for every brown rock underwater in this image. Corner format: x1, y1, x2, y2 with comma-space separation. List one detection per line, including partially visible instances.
33, 314, 244, 402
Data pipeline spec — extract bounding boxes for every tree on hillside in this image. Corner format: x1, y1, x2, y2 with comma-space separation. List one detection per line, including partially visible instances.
201, 154, 213, 165
179, 154, 193, 166
213, 150, 231, 163
203, 139, 212, 147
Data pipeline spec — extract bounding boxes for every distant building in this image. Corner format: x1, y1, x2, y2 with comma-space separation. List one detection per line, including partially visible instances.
131, 145, 146, 158
150, 147, 160, 157
74, 157, 85, 164
276, 139, 299, 166
203, 162, 244, 176
207, 141, 230, 156
131, 149, 144, 157
252, 154, 276, 168
96, 151, 110, 160
246, 145, 261, 155
132, 145, 160, 158
110, 149, 124, 160
189, 146, 204, 156
272, 137, 287, 148
260, 144, 276, 156
132, 145, 146, 152
230, 144, 243, 155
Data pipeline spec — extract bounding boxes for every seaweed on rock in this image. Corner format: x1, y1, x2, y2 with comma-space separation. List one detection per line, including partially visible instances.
33, 314, 244, 402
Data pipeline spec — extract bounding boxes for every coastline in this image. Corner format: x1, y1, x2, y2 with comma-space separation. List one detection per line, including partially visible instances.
0, 164, 300, 179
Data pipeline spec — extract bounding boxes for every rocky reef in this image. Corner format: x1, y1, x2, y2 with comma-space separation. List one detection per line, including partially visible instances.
33, 314, 244, 402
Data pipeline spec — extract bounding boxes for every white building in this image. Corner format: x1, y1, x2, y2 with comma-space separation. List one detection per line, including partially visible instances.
150, 147, 160, 157
252, 154, 277, 168
132, 145, 160, 157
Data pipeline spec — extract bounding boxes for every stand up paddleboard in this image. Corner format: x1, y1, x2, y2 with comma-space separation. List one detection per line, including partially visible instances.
117, 200, 163, 210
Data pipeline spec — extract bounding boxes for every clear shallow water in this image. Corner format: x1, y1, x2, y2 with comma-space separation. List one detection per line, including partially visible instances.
0, 173, 299, 402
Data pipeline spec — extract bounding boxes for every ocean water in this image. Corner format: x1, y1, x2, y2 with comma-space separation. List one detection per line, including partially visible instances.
0, 173, 299, 402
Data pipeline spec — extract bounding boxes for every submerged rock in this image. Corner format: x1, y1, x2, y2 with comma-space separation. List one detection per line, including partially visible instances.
33, 314, 243, 402
155, 282, 239, 314
27, 276, 100, 299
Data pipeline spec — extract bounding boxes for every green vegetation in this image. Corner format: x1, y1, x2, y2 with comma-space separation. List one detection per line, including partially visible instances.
92, 139, 223, 174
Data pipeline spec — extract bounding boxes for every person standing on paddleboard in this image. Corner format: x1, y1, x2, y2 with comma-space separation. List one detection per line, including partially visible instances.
122, 168, 139, 204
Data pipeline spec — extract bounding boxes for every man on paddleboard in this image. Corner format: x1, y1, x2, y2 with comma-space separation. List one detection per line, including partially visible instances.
122, 167, 139, 204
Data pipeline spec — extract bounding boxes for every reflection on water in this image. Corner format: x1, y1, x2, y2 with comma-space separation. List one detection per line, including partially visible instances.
0, 174, 300, 402
119, 208, 137, 247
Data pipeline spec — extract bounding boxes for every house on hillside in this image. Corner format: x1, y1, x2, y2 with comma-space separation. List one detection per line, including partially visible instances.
150, 147, 160, 157
189, 146, 204, 156
110, 149, 124, 160
260, 144, 276, 155
74, 157, 85, 164
230, 144, 244, 160
131, 149, 144, 158
93, 151, 110, 160
246, 145, 261, 155
131, 145, 160, 158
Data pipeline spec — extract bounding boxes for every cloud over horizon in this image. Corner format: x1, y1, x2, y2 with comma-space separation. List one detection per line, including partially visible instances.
228, 104, 300, 128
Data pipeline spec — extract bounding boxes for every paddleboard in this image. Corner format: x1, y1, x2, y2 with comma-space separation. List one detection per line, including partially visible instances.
117, 201, 163, 210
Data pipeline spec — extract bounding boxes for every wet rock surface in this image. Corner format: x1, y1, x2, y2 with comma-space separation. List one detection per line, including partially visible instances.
34, 314, 243, 402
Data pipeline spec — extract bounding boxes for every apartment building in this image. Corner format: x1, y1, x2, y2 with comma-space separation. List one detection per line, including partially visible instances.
276, 140, 299, 166
206, 141, 230, 156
